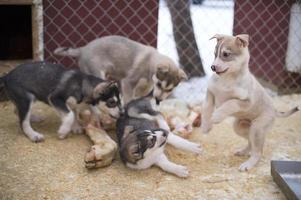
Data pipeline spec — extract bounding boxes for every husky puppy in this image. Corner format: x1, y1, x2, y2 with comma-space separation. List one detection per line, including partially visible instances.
54, 35, 187, 104
202, 34, 299, 171
116, 95, 201, 177
0, 61, 122, 142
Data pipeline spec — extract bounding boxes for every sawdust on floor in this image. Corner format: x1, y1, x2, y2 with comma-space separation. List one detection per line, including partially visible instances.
0, 95, 300, 200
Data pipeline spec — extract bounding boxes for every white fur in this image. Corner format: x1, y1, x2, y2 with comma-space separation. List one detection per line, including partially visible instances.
22, 101, 45, 142
126, 130, 189, 177
156, 116, 202, 154
58, 111, 75, 139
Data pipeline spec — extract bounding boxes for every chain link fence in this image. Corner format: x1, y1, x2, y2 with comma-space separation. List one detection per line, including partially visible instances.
43, 0, 159, 68
44, 0, 300, 94
159, 0, 301, 94
1, 0, 301, 101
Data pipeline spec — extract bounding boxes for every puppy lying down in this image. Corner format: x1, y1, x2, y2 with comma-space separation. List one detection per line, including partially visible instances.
116, 96, 202, 177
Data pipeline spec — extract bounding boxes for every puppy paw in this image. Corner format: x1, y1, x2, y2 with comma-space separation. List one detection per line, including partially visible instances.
188, 142, 202, 154
174, 165, 189, 178
57, 130, 69, 139
234, 148, 250, 157
238, 160, 255, 172
58, 126, 71, 139
29, 133, 45, 143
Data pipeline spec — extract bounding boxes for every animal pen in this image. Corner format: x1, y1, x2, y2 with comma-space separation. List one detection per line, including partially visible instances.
0, 0, 301, 199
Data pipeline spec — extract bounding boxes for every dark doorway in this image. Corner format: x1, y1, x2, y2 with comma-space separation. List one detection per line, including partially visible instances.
0, 5, 33, 60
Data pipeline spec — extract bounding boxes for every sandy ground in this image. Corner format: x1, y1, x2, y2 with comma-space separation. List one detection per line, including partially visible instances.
0, 95, 300, 200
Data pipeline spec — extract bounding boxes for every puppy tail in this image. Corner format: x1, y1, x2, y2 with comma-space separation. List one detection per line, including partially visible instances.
53, 47, 81, 57
276, 106, 299, 118
0, 75, 9, 102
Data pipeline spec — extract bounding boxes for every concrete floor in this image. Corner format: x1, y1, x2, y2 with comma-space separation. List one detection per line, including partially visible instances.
0, 95, 300, 200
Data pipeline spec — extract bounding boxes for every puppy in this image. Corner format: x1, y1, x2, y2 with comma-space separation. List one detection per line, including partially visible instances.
201, 34, 299, 171
0, 61, 122, 142
54, 35, 187, 104
116, 95, 201, 177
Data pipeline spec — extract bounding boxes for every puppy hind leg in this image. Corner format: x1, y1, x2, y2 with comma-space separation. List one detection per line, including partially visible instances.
238, 117, 274, 171
233, 119, 251, 156
5, 86, 45, 142
17, 98, 44, 142
155, 154, 189, 178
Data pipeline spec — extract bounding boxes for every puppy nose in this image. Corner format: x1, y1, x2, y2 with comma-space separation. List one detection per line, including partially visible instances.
211, 65, 216, 71
162, 131, 167, 137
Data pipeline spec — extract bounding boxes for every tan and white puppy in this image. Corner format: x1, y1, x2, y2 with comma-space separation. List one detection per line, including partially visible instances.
201, 34, 299, 171
54, 35, 187, 104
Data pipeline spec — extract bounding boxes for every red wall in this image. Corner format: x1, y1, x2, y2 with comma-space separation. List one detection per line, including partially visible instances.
233, 0, 301, 93
43, 0, 159, 68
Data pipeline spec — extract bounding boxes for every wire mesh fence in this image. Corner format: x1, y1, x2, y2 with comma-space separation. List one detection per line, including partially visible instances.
44, 0, 300, 94
1, 0, 301, 102
158, 0, 301, 94
43, 0, 159, 68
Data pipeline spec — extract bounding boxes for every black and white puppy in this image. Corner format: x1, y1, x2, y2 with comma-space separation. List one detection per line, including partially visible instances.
116, 95, 201, 177
0, 61, 122, 142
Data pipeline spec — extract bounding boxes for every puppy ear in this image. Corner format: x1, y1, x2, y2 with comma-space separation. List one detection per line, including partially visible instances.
108, 80, 118, 89
92, 82, 108, 99
157, 64, 169, 72
178, 68, 188, 81
209, 34, 226, 41
156, 64, 169, 80
235, 34, 249, 48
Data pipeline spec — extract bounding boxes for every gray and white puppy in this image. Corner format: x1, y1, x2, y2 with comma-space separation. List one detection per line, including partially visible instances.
54, 35, 187, 104
116, 95, 201, 177
0, 61, 122, 142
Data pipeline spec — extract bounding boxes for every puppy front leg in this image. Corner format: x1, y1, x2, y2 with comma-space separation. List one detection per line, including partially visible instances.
155, 154, 189, 178
239, 115, 274, 171
58, 111, 75, 139
121, 79, 135, 104
167, 133, 202, 154
49, 95, 75, 139
201, 90, 214, 133
211, 99, 249, 124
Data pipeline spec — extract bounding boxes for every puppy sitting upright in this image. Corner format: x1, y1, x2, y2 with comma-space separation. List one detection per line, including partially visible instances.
0, 62, 121, 142
116, 95, 201, 177
54, 35, 187, 104
201, 34, 299, 171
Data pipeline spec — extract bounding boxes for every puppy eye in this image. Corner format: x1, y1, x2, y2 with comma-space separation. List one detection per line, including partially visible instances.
223, 52, 230, 57
106, 99, 116, 107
